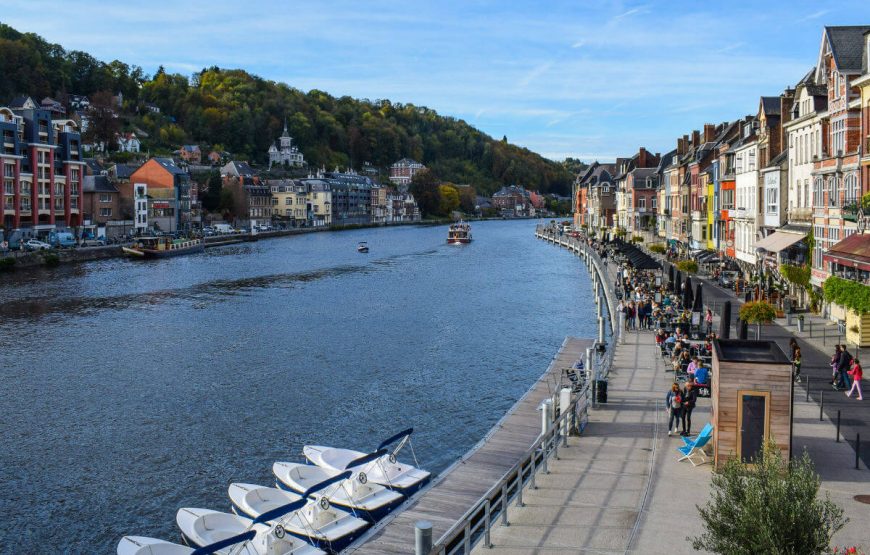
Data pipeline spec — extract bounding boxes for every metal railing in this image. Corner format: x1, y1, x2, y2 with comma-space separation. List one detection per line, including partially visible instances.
430, 381, 591, 555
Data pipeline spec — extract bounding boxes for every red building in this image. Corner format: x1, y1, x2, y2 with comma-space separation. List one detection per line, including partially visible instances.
1, 96, 84, 233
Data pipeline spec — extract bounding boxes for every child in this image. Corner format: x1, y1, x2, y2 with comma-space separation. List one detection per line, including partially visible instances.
846, 358, 864, 401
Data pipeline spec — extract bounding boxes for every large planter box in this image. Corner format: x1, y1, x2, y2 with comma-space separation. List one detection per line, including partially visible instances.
846, 309, 870, 347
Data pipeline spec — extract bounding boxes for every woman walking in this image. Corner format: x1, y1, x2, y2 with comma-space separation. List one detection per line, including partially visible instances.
665, 383, 683, 436
704, 308, 713, 336
792, 346, 802, 384
846, 358, 863, 401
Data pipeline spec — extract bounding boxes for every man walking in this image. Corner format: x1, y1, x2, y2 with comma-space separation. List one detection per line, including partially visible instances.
836, 344, 853, 391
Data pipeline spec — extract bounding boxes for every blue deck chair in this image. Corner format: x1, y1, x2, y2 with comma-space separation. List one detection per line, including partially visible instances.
677, 424, 713, 466
681, 422, 713, 446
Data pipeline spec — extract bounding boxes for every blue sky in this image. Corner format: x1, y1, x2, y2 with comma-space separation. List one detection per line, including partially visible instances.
4, 1, 870, 161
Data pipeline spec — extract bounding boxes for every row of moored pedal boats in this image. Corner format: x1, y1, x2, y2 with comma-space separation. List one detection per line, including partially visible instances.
119, 429, 430, 555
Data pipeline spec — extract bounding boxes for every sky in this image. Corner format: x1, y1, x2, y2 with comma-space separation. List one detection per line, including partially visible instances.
4, 1, 870, 162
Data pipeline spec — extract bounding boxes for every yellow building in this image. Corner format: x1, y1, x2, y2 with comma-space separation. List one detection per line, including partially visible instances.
268, 179, 332, 227
704, 170, 715, 250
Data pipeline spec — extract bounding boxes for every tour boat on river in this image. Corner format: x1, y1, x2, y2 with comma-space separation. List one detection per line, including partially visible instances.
122, 236, 204, 259
446, 221, 472, 244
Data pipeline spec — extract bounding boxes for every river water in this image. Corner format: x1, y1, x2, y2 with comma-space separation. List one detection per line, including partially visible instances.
0, 219, 595, 553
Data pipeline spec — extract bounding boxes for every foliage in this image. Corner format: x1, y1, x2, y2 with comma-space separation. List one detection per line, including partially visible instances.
0, 23, 572, 196
692, 441, 846, 555
823, 276, 870, 314
437, 184, 460, 216
199, 170, 223, 212
41, 253, 60, 267
84, 90, 121, 150
863, 192, 870, 210
676, 260, 698, 274
0, 257, 16, 271
739, 300, 777, 324
780, 264, 811, 289
614, 228, 627, 237
631, 235, 643, 243
649, 244, 667, 254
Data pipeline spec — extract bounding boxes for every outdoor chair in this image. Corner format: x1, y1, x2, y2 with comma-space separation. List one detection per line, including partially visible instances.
677, 424, 713, 466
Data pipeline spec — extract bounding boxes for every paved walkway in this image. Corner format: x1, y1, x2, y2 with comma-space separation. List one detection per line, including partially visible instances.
474, 329, 714, 554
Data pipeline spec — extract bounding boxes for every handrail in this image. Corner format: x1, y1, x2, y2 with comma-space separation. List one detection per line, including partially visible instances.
431, 381, 590, 555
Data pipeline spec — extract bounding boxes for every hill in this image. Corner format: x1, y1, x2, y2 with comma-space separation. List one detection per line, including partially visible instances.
0, 23, 573, 196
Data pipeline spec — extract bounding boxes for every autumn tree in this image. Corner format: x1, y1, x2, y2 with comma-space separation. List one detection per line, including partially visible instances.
84, 90, 120, 151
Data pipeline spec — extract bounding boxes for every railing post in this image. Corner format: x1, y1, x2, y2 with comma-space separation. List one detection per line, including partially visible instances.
837, 410, 841, 442
415, 520, 433, 555
500, 484, 509, 526
530, 449, 537, 489
820, 390, 824, 421
552, 427, 559, 460
542, 436, 549, 474
515, 468, 524, 508
462, 521, 471, 554
484, 500, 491, 548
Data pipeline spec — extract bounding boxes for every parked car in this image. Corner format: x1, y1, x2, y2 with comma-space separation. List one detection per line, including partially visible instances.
718, 271, 739, 289
81, 238, 106, 247
25, 239, 52, 251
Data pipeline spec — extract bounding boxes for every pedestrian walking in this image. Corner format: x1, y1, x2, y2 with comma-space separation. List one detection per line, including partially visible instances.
704, 308, 713, 336
830, 345, 842, 386
666, 383, 682, 436
681, 381, 698, 436
835, 344, 853, 391
846, 358, 863, 401
792, 346, 802, 384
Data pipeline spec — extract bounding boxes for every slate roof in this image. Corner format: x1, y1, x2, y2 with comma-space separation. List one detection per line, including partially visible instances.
223, 160, 256, 177
82, 175, 118, 193
760, 97, 781, 116
826, 26, 870, 72
766, 150, 789, 168
154, 158, 187, 175
113, 164, 137, 179
655, 149, 676, 173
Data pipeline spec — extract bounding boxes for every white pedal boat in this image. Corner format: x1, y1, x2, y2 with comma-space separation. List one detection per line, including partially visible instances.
303, 446, 430, 495
228, 483, 368, 553
176, 507, 322, 555
118, 536, 194, 555
273, 461, 404, 522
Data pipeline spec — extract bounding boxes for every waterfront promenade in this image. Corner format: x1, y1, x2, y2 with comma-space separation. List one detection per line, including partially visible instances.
348, 337, 594, 554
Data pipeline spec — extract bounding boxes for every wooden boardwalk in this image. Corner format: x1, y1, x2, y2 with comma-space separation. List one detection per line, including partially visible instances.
346, 337, 594, 554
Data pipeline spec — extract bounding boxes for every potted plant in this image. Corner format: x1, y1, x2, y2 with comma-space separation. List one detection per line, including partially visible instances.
739, 300, 778, 340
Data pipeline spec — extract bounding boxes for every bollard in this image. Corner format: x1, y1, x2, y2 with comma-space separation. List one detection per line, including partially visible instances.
500, 484, 509, 526
598, 317, 605, 344
820, 390, 824, 421
540, 399, 552, 437
415, 520, 432, 555
857, 435, 861, 470
837, 410, 841, 442
806, 378, 810, 402
560, 387, 572, 446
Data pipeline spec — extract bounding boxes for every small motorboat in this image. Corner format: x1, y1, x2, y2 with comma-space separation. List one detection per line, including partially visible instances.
273, 462, 405, 522
303, 429, 430, 495
356, 242, 369, 253
118, 536, 196, 555
227, 483, 368, 553
176, 508, 322, 555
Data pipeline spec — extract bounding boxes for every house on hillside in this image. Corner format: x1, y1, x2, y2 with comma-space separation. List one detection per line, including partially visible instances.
116, 132, 141, 153
178, 145, 202, 164
389, 158, 425, 189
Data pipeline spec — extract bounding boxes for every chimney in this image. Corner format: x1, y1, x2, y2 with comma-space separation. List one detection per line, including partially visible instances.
677, 138, 685, 155
692, 130, 700, 147
704, 123, 716, 143
638, 147, 648, 167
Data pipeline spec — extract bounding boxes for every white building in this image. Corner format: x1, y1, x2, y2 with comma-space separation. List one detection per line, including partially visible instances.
134, 183, 148, 232
268, 121, 305, 169
116, 132, 141, 153
733, 119, 759, 268
783, 70, 826, 228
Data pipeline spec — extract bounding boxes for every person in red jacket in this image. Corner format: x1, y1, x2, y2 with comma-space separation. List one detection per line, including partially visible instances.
846, 358, 863, 401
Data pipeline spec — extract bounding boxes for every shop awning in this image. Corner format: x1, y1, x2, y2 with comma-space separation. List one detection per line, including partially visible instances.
824, 233, 870, 272
754, 231, 806, 253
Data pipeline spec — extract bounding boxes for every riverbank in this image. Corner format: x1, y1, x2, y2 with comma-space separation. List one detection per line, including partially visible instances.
0, 215, 555, 270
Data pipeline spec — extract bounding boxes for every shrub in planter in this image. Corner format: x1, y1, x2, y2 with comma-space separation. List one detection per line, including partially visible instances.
676, 260, 698, 274
739, 300, 777, 339
649, 244, 667, 254
631, 235, 643, 243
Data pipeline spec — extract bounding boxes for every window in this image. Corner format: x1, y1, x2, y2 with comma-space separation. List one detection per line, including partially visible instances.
99, 193, 112, 203
285, 197, 292, 205
639, 197, 646, 209
651, 197, 657, 209
813, 177, 824, 207
99, 207, 111, 217
832, 119, 845, 155
748, 150, 756, 172
766, 187, 778, 214
844, 173, 858, 204
828, 176, 839, 207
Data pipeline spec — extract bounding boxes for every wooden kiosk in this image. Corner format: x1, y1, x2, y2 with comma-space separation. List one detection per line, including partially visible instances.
711, 339, 793, 468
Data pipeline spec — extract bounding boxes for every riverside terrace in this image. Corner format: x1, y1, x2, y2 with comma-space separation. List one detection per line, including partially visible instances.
532, 227, 869, 552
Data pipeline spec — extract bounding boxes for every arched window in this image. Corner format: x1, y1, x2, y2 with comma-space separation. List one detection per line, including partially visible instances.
844, 173, 858, 205
813, 177, 824, 207
828, 176, 839, 207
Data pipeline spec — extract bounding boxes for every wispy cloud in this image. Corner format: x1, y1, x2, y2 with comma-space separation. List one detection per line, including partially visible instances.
517, 61, 554, 88
571, 40, 586, 48
798, 9, 829, 22
610, 5, 649, 23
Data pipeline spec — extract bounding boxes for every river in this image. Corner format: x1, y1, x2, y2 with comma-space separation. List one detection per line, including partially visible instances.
0, 219, 595, 553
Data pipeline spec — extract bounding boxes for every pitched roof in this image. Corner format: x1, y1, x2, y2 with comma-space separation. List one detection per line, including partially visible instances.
153, 157, 187, 175
825, 26, 870, 72
223, 160, 256, 177
760, 96, 781, 116
82, 175, 118, 193
112, 163, 137, 179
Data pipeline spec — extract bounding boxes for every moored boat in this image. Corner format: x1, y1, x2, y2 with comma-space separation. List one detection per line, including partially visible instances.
446, 221, 472, 244
122, 236, 204, 259
273, 462, 404, 522
117, 536, 195, 555
357, 242, 369, 253
227, 483, 368, 553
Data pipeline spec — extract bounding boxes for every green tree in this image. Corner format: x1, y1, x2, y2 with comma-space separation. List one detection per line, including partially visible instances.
437, 184, 460, 216
409, 169, 440, 217
201, 171, 223, 212
692, 441, 846, 554
738, 300, 777, 340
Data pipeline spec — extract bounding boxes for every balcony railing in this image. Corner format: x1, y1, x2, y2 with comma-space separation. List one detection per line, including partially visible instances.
788, 207, 813, 222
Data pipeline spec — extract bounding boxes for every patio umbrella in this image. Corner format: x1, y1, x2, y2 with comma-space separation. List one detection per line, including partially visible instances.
674, 271, 682, 294
683, 276, 694, 308
668, 264, 674, 287
692, 283, 704, 313
719, 301, 731, 339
